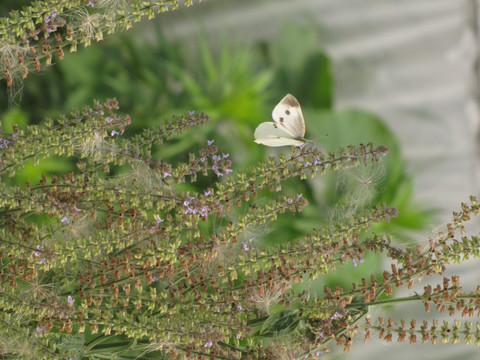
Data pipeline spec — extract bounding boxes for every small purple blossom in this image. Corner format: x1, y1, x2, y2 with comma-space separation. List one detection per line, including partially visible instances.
44, 16, 51, 23
236, 333, 241, 339
61, 215, 70, 224
200, 156, 206, 162
0, 138, 11, 148
12, 132, 18, 138
67, 295, 75, 304
73, 206, 81, 212
152, 276, 159, 282
330, 312, 341, 320
242, 242, 249, 251
212, 155, 221, 161
111, 130, 119, 136
36, 245, 43, 250
204, 341, 213, 348
204, 190, 211, 196
36, 326, 45, 334
318, 331, 324, 338
39, 258, 46, 264
287, 198, 293, 204
296, 193, 303, 199
105, 117, 113, 123
188, 110, 195, 116
156, 216, 164, 224
352, 258, 357, 267
305, 161, 312, 166
222, 153, 229, 158
87, 1, 95, 7
207, 139, 214, 146
224, 168, 233, 174
237, 304, 243, 310
163, 172, 172, 178
316, 350, 322, 356
215, 171, 223, 177
211, 165, 218, 171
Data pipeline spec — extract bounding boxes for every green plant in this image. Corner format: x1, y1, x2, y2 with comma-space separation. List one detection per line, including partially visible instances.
2, 1, 480, 360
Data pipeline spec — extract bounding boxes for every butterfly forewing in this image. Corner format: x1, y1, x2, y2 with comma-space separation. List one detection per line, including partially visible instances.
271, 94, 305, 138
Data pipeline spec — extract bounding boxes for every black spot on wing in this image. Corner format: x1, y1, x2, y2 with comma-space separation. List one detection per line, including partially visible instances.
273, 124, 278, 128
279, 117, 284, 123
285, 110, 290, 115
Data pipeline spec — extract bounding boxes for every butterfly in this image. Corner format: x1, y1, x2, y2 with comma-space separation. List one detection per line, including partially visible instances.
254, 94, 307, 147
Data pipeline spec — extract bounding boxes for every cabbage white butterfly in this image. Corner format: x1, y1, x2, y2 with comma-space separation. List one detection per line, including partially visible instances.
254, 94, 307, 147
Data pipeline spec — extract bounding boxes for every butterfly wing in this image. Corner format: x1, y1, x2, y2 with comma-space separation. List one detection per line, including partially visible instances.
271, 94, 305, 138
254, 122, 306, 147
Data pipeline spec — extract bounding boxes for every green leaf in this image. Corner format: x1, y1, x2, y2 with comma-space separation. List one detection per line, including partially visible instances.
259, 308, 301, 337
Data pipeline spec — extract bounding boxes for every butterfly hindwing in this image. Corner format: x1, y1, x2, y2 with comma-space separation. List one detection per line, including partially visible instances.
254, 122, 305, 147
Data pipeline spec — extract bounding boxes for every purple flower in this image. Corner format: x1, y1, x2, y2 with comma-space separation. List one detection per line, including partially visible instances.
44, 16, 50, 23
105, 117, 113, 123
296, 193, 303, 199
305, 161, 312, 166
225, 168, 233, 174
0, 138, 11, 148
87, 1, 95, 7
215, 172, 223, 177
12, 132, 18, 138
61, 215, 70, 224
330, 312, 341, 320
222, 153, 229, 158
111, 130, 119, 136
188, 110, 195, 116
163, 172, 172, 178
200, 156, 206, 163
287, 198, 293, 204
67, 295, 74, 304
39, 258, 46, 264
207, 139, 214, 146
211, 165, 218, 171
352, 259, 357, 267
156, 216, 164, 224
242, 242, 249, 251
316, 350, 322, 356
204, 190, 211, 196
204, 341, 213, 348
237, 304, 243, 310
152, 276, 159, 282
36, 245, 43, 250
212, 155, 221, 161
236, 333, 241, 339
73, 206, 81, 212
318, 331, 324, 338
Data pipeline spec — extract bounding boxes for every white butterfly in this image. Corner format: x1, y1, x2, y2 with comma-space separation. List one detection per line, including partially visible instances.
254, 94, 307, 147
